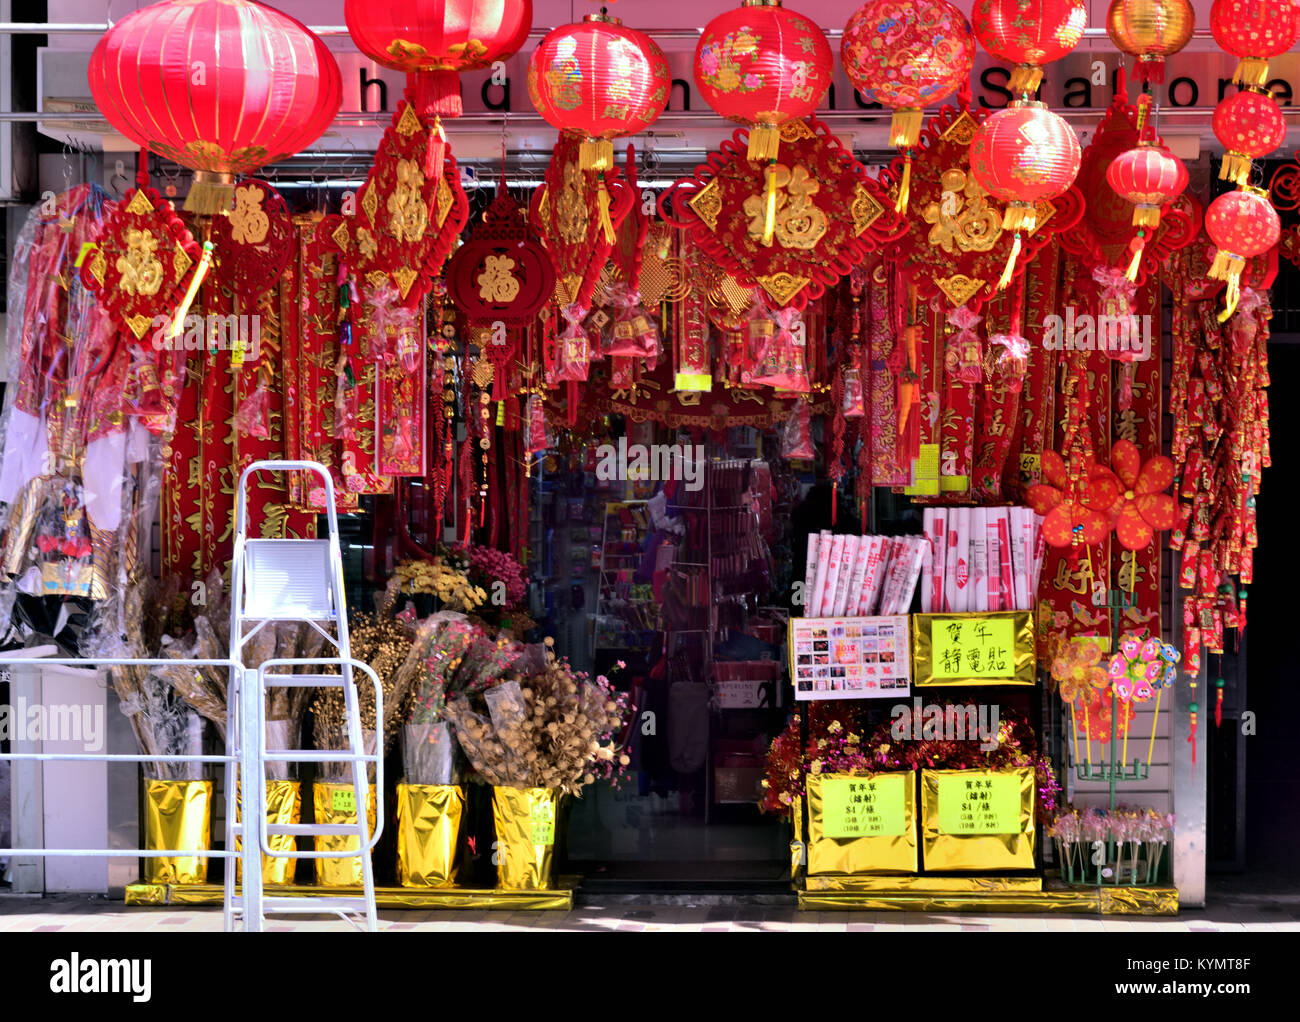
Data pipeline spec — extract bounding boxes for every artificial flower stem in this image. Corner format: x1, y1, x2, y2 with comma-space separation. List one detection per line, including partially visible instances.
1147, 688, 1161, 768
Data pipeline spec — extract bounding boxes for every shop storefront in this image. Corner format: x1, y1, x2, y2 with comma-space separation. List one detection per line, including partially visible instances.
0, 0, 1290, 920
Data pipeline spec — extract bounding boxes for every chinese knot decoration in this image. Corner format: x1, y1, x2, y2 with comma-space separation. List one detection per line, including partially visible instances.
1209, 0, 1300, 88
1106, 0, 1194, 84
1106, 129, 1188, 280
446, 186, 555, 324
969, 101, 1080, 288
529, 14, 670, 241
1213, 89, 1286, 186
841, 0, 975, 211
972, 0, 1087, 95
1205, 186, 1280, 321
88, 0, 341, 214
694, 1, 832, 164
344, 0, 533, 117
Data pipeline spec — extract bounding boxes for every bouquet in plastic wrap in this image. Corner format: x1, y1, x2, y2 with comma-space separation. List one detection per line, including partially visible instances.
443, 639, 630, 794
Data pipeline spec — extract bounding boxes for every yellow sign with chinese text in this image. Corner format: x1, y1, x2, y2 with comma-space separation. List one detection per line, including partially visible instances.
821, 774, 908, 839
935, 772, 1021, 835
931, 616, 1016, 678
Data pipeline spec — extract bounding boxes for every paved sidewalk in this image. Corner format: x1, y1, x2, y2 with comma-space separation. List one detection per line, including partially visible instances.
2, 891, 1298, 932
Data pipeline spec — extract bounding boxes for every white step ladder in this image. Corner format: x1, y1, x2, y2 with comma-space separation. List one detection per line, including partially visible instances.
223, 461, 383, 932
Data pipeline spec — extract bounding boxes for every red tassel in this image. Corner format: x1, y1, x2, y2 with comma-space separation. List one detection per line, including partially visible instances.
137, 146, 150, 188
1215, 688, 1223, 728
831, 481, 837, 527
425, 120, 445, 184
410, 69, 463, 118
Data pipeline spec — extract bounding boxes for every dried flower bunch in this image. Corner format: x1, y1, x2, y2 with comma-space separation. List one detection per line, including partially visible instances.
442, 640, 631, 794
389, 558, 487, 613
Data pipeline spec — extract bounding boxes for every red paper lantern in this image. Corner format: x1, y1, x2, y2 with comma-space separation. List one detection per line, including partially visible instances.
842, 0, 974, 210
841, 0, 975, 148
1106, 0, 1195, 84
969, 101, 1080, 286
528, 14, 670, 172
1209, 0, 1300, 87
344, 0, 533, 118
1213, 88, 1287, 185
972, 0, 1088, 94
88, 0, 340, 213
1206, 186, 1279, 319
694, 1, 833, 162
1107, 138, 1188, 279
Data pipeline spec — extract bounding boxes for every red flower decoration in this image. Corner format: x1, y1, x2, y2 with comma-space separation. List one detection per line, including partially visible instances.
1026, 450, 1117, 546
1092, 438, 1178, 549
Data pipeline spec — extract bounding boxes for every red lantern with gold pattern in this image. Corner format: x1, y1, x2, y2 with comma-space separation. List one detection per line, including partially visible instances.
1106, 0, 1195, 84
694, 1, 833, 163
88, 0, 340, 214
1213, 88, 1287, 186
1107, 136, 1188, 278
1206, 186, 1279, 320
972, 0, 1088, 94
344, 0, 533, 118
970, 101, 1081, 286
528, 14, 670, 172
1210, 0, 1300, 87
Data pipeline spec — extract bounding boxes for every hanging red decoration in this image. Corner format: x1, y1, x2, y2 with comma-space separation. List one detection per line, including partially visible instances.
1209, 0, 1300, 87
841, 0, 975, 211
1213, 88, 1287, 186
969, 101, 1080, 287
1106, 0, 1195, 84
1107, 134, 1188, 279
1093, 439, 1179, 551
343, 0, 532, 118
1026, 451, 1116, 547
447, 189, 555, 324
208, 180, 296, 302
972, 0, 1088, 94
1205, 186, 1280, 321
694, 1, 832, 163
88, 0, 340, 214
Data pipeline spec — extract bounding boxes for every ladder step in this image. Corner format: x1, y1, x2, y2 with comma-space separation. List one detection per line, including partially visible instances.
252, 750, 376, 764
264, 823, 372, 837
257, 675, 351, 688
233, 896, 371, 914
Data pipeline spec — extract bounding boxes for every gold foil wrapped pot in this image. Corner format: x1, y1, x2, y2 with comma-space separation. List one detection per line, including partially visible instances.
143, 779, 212, 884
492, 786, 559, 891
396, 783, 464, 888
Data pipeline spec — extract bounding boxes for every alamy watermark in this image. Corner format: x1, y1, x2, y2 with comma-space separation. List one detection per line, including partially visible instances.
595, 437, 705, 492
150, 313, 261, 359
0, 699, 104, 752
1042, 308, 1153, 362
891, 698, 1001, 752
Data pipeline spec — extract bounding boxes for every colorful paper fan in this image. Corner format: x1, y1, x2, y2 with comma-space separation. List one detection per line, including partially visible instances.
1107, 633, 1180, 701
1026, 449, 1116, 546
1050, 636, 1109, 702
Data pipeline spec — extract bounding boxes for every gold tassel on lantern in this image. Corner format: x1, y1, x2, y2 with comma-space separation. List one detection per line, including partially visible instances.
996, 203, 1035, 291
762, 163, 779, 247
596, 177, 617, 244
895, 152, 912, 215
1233, 57, 1269, 89
747, 123, 781, 163
1219, 150, 1253, 186
997, 232, 1022, 290
889, 108, 923, 149
1208, 248, 1246, 322
579, 138, 614, 173
184, 170, 236, 215
1009, 64, 1043, 97
1132, 204, 1163, 229
167, 241, 215, 341
1125, 229, 1148, 282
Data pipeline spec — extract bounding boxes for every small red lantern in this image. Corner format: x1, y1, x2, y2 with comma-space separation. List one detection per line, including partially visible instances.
1213, 88, 1287, 185
972, 0, 1088, 94
88, 0, 340, 213
344, 0, 533, 118
694, 1, 833, 162
1106, 0, 1195, 84
970, 101, 1080, 287
1107, 136, 1188, 278
842, 0, 974, 211
1210, 0, 1300, 87
1206, 186, 1280, 320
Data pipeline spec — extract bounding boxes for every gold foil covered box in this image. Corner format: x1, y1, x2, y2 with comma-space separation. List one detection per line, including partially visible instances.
920, 767, 1036, 870
805, 772, 918, 875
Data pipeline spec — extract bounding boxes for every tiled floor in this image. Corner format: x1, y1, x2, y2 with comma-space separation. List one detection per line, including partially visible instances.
2, 888, 1298, 932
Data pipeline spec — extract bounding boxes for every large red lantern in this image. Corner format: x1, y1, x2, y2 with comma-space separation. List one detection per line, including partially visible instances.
1213, 88, 1287, 185
1107, 136, 1188, 278
1206, 186, 1280, 319
694, 1, 832, 162
344, 0, 533, 118
1106, 0, 1195, 84
972, 0, 1087, 94
842, 0, 975, 210
970, 101, 1081, 286
528, 14, 670, 171
88, 0, 340, 213
1210, 0, 1300, 87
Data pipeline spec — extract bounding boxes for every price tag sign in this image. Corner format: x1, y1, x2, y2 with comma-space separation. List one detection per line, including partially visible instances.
331, 788, 357, 814
821, 774, 907, 839
530, 801, 555, 846
936, 773, 1020, 835
931, 616, 1016, 678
